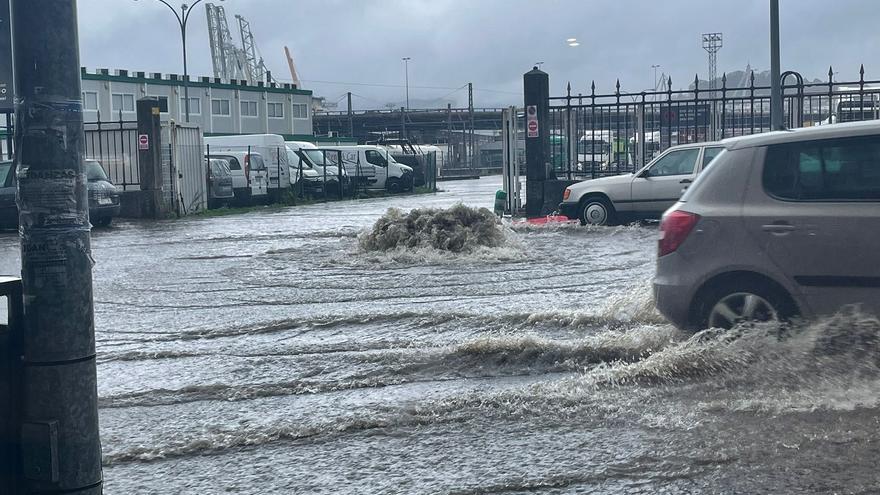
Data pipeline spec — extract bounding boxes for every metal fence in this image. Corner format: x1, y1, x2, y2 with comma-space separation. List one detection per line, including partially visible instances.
548, 66, 880, 180
83, 119, 141, 190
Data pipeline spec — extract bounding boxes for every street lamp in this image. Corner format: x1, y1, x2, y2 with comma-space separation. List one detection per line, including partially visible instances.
402, 57, 411, 110
651, 64, 661, 90
134, 0, 222, 121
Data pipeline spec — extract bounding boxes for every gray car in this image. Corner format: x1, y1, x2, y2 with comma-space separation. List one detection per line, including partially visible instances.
654, 120, 880, 330
559, 142, 724, 225
206, 158, 235, 209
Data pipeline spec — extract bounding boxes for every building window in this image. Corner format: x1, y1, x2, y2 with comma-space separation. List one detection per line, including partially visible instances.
241, 100, 258, 117
111, 93, 135, 113
181, 97, 201, 116
268, 102, 284, 118
147, 95, 169, 113
211, 99, 230, 116
82, 91, 98, 111
292, 103, 308, 119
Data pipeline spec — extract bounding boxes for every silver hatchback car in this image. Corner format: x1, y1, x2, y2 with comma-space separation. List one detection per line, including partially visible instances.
654, 120, 880, 330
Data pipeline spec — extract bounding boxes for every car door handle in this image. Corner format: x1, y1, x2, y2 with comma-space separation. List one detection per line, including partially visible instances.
761, 222, 796, 233
679, 179, 693, 184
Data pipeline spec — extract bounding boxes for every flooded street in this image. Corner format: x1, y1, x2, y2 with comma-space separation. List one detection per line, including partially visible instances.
1, 176, 879, 494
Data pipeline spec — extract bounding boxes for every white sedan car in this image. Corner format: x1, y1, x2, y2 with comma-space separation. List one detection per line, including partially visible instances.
558, 142, 723, 225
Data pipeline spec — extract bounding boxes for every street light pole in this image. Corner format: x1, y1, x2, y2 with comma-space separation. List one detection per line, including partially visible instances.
652, 64, 660, 90
136, 0, 216, 122
402, 57, 411, 110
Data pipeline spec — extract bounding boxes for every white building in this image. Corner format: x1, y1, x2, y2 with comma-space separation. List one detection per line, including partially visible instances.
80, 68, 315, 140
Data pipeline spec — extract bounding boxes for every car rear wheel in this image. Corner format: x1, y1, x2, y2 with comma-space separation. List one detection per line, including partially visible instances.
696, 280, 797, 330
579, 197, 616, 226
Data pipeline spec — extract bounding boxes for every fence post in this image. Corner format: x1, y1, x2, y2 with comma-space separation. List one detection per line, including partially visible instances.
637, 95, 645, 169
523, 66, 550, 217
565, 82, 572, 180
276, 146, 281, 203
720, 73, 727, 139
137, 98, 163, 218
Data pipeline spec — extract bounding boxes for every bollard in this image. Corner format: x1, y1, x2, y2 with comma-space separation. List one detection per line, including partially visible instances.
494, 189, 507, 218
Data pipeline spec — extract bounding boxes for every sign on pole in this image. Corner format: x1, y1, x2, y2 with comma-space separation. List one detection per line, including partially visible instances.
0, 0, 13, 112
526, 105, 539, 138
138, 134, 149, 151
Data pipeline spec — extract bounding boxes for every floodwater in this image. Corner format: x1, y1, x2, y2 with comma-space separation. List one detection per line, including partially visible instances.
1, 176, 879, 494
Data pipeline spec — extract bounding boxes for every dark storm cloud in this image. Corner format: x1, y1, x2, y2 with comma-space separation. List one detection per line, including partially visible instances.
78, 0, 878, 109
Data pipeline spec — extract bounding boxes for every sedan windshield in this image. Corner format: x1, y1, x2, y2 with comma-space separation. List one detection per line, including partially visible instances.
85, 160, 109, 181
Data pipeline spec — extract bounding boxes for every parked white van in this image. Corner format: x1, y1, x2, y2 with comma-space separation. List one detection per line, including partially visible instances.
203, 150, 269, 203
319, 145, 413, 192
286, 141, 348, 194
204, 134, 290, 200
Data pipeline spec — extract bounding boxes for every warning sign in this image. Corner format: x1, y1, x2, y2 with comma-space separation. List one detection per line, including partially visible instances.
138, 134, 149, 151
526, 105, 538, 138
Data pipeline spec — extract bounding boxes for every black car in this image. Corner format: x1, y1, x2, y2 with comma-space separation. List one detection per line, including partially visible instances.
0, 159, 120, 228
85, 159, 121, 227
0, 160, 15, 229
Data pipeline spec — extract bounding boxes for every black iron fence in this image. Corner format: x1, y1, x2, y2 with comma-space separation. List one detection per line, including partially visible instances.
548, 65, 880, 180
83, 118, 141, 190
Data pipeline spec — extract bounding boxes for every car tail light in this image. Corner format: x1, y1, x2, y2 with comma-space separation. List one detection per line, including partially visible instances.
244, 155, 251, 183
658, 210, 700, 257
563, 188, 571, 200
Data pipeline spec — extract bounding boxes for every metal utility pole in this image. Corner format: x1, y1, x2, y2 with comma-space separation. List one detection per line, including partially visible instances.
347, 92, 353, 137
400, 106, 407, 140
651, 64, 661, 90
770, 0, 783, 130
468, 82, 474, 168
446, 103, 453, 166
701, 33, 723, 93
402, 57, 411, 110
12, 0, 103, 493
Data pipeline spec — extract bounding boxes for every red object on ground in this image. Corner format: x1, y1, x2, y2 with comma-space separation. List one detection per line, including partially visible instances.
516, 215, 577, 225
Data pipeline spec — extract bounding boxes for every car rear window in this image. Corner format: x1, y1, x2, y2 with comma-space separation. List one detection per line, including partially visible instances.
763, 134, 880, 201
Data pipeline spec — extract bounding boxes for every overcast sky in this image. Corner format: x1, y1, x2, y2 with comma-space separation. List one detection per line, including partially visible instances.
77, 0, 877, 110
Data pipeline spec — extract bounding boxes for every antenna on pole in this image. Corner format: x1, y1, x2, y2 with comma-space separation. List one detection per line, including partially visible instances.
702, 32, 723, 93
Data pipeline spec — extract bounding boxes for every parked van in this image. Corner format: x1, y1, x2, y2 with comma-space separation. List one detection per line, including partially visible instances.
286, 141, 349, 194
204, 150, 269, 203
320, 145, 413, 192
204, 134, 290, 201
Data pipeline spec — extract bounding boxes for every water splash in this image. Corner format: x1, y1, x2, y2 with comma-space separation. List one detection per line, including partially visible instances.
359, 204, 508, 253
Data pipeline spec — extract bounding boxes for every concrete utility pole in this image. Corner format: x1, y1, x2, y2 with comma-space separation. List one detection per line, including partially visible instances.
770, 0, 783, 130
12, 0, 103, 493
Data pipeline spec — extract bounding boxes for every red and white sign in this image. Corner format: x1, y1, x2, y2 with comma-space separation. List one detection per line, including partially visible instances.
138, 134, 150, 151
526, 105, 539, 138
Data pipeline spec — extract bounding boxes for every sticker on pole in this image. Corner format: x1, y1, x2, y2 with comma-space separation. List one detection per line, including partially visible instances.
526, 105, 539, 138
138, 134, 150, 151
